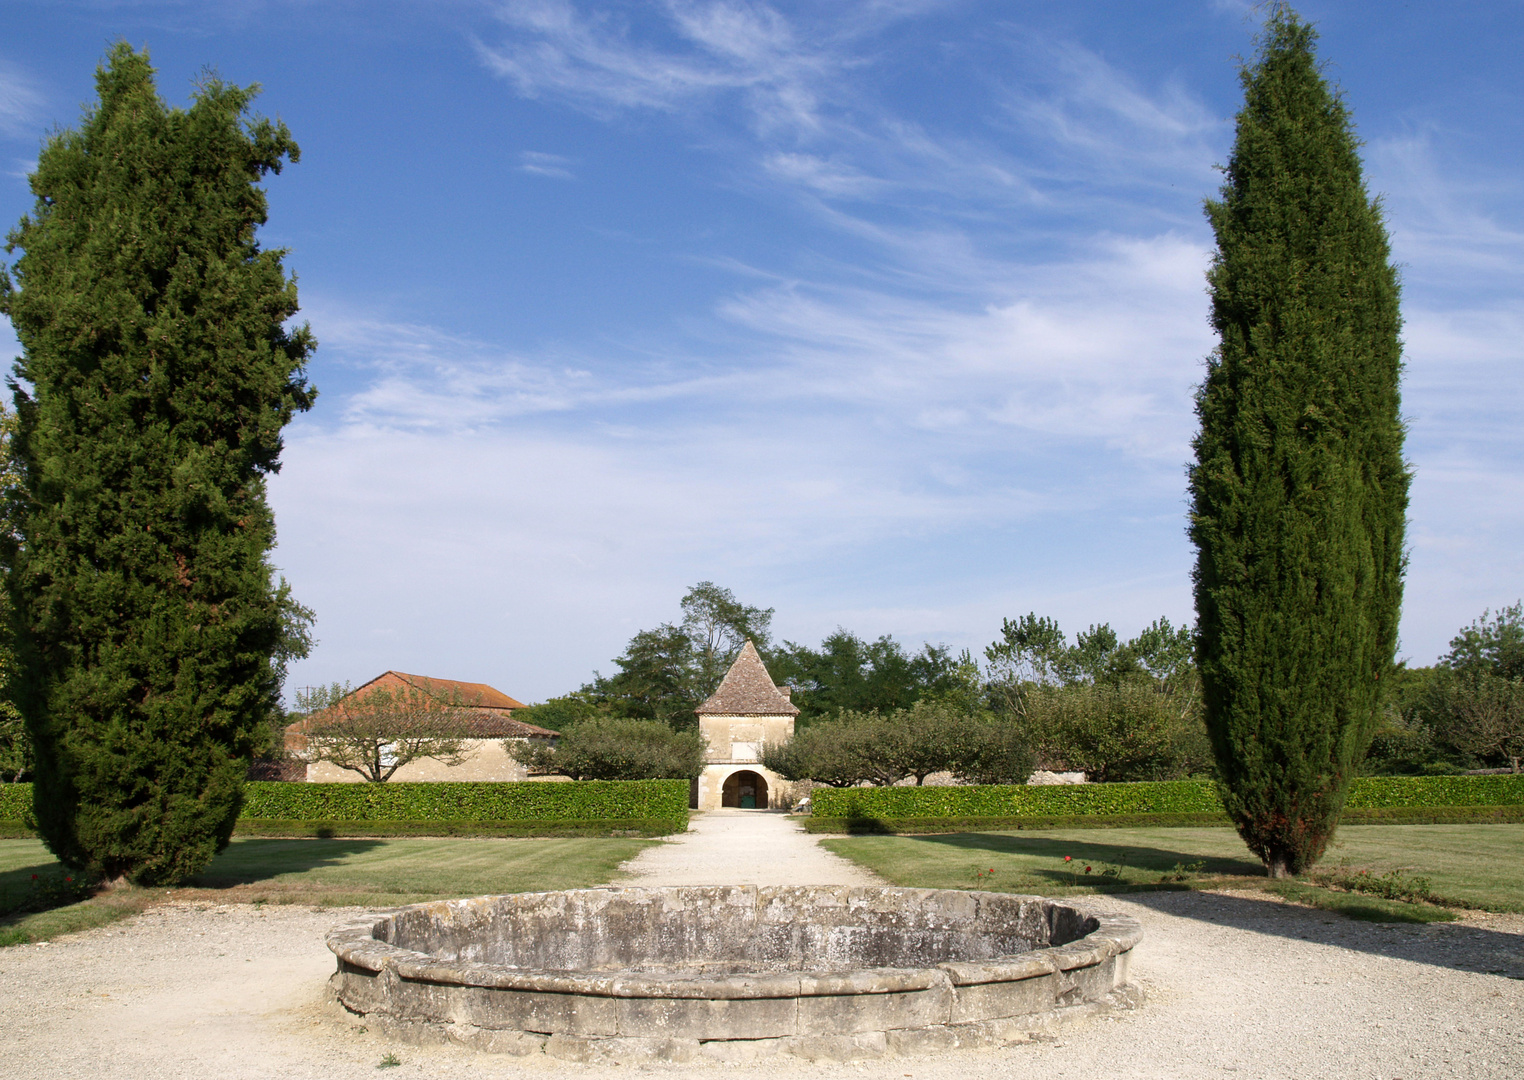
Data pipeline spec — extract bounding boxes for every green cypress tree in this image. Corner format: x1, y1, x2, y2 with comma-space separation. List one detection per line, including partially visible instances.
0, 44, 315, 884
1189, 7, 1408, 878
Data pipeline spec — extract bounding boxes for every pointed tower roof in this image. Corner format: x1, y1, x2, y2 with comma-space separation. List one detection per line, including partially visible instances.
695, 641, 799, 716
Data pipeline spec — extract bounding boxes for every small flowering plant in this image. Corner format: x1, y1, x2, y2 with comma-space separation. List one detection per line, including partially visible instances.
971, 865, 997, 885
2, 869, 98, 919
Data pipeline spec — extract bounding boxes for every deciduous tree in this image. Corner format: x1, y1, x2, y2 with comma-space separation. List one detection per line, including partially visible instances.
292, 682, 475, 783
510, 716, 704, 781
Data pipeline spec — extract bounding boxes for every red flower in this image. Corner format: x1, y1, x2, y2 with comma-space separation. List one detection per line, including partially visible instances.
1064, 855, 1072, 862
31, 874, 38, 880
1085, 866, 1092, 873
989, 868, 995, 873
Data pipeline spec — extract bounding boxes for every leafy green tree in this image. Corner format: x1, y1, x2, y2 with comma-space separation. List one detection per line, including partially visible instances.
771, 631, 963, 723
0, 46, 315, 883
1417, 604, 1524, 773
584, 582, 773, 727
760, 703, 1032, 787
680, 581, 774, 699
291, 682, 475, 783
589, 623, 699, 726
510, 716, 705, 781
1188, 9, 1408, 876
983, 613, 1208, 780
515, 691, 606, 733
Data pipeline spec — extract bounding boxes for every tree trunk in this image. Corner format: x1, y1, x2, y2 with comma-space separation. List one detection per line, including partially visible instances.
1265, 854, 1290, 879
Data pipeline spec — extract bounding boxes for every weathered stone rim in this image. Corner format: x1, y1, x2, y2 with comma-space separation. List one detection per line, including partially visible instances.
326, 886, 1141, 1000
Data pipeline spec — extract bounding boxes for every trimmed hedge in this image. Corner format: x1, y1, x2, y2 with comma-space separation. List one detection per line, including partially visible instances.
239, 779, 689, 824
232, 818, 679, 838
803, 804, 1524, 834
0, 784, 30, 824
810, 774, 1524, 822
0, 780, 690, 837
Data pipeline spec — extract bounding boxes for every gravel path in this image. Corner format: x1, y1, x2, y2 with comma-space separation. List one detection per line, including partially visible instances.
1, 856, 1521, 1077
615, 808, 885, 886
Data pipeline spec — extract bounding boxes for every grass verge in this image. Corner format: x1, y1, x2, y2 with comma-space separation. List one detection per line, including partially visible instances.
803, 804, 1524, 835
820, 823, 1524, 916
0, 833, 658, 945
1264, 881, 1457, 923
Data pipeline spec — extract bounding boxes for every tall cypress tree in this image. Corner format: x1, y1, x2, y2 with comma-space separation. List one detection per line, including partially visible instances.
1189, 8, 1408, 878
0, 45, 315, 884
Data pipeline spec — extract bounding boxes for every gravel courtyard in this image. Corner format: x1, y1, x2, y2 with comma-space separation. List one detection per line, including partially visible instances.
2, 817, 1521, 1079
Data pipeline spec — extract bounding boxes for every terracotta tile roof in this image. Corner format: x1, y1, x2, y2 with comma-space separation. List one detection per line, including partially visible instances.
695, 641, 800, 716
286, 670, 557, 739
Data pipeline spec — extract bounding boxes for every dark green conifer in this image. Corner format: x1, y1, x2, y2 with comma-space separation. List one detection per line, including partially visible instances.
1189, 8, 1408, 877
0, 44, 315, 884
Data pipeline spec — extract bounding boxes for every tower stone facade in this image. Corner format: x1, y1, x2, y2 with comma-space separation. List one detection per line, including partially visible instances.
692, 641, 798, 810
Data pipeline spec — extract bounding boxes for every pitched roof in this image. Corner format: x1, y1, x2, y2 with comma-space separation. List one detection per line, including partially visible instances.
287, 670, 557, 739
695, 641, 799, 716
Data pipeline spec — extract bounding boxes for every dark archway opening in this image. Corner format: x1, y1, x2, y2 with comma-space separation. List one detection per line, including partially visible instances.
721, 770, 769, 809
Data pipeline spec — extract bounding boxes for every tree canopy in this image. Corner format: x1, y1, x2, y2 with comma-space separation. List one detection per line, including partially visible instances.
0, 45, 315, 882
1189, 8, 1408, 876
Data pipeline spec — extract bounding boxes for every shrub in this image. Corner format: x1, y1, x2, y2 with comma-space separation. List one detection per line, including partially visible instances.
0, 780, 690, 830
762, 704, 1032, 787
238, 779, 689, 823
810, 774, 1524, 821
509, 718, 705, 781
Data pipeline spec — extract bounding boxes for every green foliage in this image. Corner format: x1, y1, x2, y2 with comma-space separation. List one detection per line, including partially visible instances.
0, 46, 316, 884
583, 582, 772, 727
1188, 9, 1408, 877
1413, 604, 1524, 773
761, 702, 1032, 787
770, 631, 968, 723
238, 779, 689, 826
1309, 863, 1433, 904
292, 681, 479, 783
0, 406, 25, 783
809, 774, 1524, 823
515, 692, 605, 733
509, 717, 705, 781
1020, 682, 1179, 782
983, 613, 1209, 781
0, 782, 30, 822
814, 779, 1224, 820
1441, 602, 1524, 682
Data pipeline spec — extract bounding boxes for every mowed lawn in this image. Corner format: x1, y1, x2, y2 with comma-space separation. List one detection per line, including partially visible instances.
0, 834, 658, 943
821, 824, 1524, 913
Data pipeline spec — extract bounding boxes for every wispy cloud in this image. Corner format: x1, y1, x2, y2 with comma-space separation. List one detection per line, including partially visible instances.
518, 149, 577, 179
0, 64, 45, 138
475, 0, 842, 136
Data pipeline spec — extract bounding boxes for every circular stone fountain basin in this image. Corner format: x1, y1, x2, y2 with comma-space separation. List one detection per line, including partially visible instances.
327, 885, 1142, 1064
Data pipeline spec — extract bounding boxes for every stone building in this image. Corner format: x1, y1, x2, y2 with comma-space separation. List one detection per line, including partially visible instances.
691, 641, 799, 810
286, 670, 558, 782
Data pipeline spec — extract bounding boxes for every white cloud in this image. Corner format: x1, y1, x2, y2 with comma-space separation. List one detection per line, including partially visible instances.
518, 149, 577, 179
0, 64, 44, 138
475, 0, 839, 135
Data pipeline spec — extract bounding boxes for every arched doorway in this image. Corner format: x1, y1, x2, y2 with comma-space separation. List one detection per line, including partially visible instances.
721, 770, 769, 809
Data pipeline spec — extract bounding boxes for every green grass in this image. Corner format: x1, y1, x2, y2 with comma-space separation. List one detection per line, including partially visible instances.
0, 834, 658, 945
821, 823, 1524, 915
1262, 881, 1457, 924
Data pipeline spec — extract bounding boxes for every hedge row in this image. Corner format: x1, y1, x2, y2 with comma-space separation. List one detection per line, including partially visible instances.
803, 804, 1524, 834
232, 818, 680, 838
810, 774, 1524, 820
0, 784, 28, 823
0, 779, 690, 834
239, 779, 690, 823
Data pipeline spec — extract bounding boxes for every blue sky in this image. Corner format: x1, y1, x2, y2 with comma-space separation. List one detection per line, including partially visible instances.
1, 1, 1521, 702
